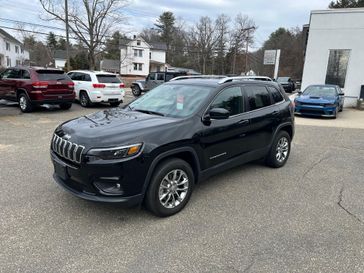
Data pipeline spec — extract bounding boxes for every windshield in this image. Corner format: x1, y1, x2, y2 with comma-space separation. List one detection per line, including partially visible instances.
128, 84, 214, 118
277, 77, 289, 83
303, 86, 337, 97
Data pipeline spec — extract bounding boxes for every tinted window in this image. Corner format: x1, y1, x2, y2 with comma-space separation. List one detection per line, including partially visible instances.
148, 73, 156, 81
325, 49, 350, 88
211, 86, 244, 116
157, 73, 165, 81
245, 85, 272, 111
96, 74, 121, 83
84, 74, 91, 81
2, 69, 20, 79
21, 70, 30, 79
268, 86, 284, 103
36, 70, 68, 81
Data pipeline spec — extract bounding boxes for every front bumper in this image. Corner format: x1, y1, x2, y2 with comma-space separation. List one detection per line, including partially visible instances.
295, 105, 337, 117
50, 150, 148, 206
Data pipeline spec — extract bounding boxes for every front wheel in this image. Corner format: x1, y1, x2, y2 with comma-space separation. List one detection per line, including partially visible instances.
132, 85, 141, 97
266, 131, 291, 168
18, 93, 33, 113
79, 91, 92, 107
145, 158, 194, 217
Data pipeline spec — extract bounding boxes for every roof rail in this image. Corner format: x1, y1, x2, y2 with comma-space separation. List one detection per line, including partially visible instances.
218, 76, 273, 84
170, 75, 226, 81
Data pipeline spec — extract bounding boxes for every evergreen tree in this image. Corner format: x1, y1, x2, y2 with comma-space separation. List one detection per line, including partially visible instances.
329, 0, 364, 8
154, 11, 176, 62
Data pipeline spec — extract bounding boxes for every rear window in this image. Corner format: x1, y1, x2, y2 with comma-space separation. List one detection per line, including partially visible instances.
36, 70, 69, 81
96, 74, 121, 83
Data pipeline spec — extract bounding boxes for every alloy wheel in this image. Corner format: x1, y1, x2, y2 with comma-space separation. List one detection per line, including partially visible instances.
276, 137, 289, 163
158, 169, 189, 209
19, 96, 27, 110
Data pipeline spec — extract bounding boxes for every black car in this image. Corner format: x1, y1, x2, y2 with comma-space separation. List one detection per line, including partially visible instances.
51, 78, 295, 217
276, 77, 296, 93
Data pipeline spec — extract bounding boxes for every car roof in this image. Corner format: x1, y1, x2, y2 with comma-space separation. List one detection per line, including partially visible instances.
68, 70, 117, 75
165, 78, 281, 88
306, 84, 339, 88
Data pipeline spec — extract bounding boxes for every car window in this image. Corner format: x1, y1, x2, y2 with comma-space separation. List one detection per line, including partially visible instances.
303, 86, 337, 97
2, 69, 20, 79
148, 73, 156, 81
268, 86, 284, 103
165, 74, 175, 81
210, 86, 244, 116
21, 70, 31, 79
96, 74, 121, 83
157, 73, 165, 81
71, 73, 83, 81
244, 85, 272, 111
36, 70, 68, 81
84, 74, 91, 82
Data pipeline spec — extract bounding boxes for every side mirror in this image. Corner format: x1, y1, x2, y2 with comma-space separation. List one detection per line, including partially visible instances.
339, 93, 345, 96
297, 90, 303, 95
209, 108, 230, 120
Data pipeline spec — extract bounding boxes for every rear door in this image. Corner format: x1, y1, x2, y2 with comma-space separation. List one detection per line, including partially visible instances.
35, 70, 72, 96
0, 69, 20, 100
145, 73, 157, 90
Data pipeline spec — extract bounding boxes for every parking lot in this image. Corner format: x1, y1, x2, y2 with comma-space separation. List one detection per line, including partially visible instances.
1, 91, 364, 273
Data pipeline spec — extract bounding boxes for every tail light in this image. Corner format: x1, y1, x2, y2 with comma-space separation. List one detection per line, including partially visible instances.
93, 83, 106, 88
32, 81, 49, 89
119, 83, 125, 88
68, 82, 75, 89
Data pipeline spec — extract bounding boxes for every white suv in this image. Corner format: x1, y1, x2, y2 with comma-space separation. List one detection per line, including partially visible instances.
67, 70, 125, 107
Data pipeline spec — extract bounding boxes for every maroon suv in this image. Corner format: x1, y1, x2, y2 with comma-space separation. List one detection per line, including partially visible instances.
0, 67, 75, 113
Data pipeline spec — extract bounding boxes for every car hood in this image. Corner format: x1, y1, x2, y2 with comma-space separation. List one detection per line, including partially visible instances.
296, 95, 336, 104
55, 108, 183, 150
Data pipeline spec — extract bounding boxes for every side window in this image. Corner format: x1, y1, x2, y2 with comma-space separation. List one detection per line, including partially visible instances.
268, 86, 284, 103
21, 70, 31, 79
67, 72, 74, 79
149, 73, 156, 81
72, 73, 83, 81
1, 69, 14, 79
211, 86, 244, 116
244, 85, 272, 111
3, 69, 20, 79
157, 73, 165, 81
84, 74, 91, 82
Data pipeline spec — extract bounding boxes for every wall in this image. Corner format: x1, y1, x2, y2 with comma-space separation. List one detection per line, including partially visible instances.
302, 9, 364, 106
0, 35, 29, 67
150, 50, 166, 64
120, 38, 150, 76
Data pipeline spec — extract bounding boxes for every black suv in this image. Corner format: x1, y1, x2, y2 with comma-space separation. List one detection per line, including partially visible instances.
51, 78, 294, 217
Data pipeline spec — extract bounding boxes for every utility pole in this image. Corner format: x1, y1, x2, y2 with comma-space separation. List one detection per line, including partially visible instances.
65, 0, 70, 71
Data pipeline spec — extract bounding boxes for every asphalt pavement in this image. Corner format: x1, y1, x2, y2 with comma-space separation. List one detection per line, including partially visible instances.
1, 94, 364, 273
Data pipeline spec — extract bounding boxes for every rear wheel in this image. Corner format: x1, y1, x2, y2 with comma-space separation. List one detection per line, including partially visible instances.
18, 93, 33, 113
79, 91, 92, 107
145, 158, 194, 217
266, 131, 291, 168
110, 101, 121, 107
132, 85, 141, 97
59, 102, 72, 110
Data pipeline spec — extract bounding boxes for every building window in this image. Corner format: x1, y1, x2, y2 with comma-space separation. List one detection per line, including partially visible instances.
21, 47, 24, 53
325, 49, 351, 88
149, 52, 152, 59
133, 49, 143, 57
6, 57, 11, 67
16, 60, 21, 66
6, 42, 10, 51
137, 40, 141, 46
15, 45, 19, 53
133, 63, 143, 71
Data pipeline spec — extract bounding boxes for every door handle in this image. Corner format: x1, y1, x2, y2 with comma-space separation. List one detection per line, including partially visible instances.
272, 111, 279, 116
238, 119, 250, 125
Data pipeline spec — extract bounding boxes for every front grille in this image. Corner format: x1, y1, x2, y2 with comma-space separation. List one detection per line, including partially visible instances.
51, 134, 85, 164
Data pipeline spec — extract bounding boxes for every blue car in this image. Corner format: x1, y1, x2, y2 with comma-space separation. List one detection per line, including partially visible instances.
294, 85, 345, 118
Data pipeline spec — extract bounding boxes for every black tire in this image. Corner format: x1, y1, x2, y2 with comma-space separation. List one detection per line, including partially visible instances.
132, 85, 141, 97
145, 158, 194, 217
18, 93, 33, 113
265, 131, 291, 168
339, 104, 343, 112
79, 91, 92, 107
333, 106, 338, 119
59, 102, 72, 110
110, 101, 121, 107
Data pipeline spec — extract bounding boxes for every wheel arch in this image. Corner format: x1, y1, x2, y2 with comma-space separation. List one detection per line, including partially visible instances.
272, 122, 294, 144
16, 88, 30, 99
141, 147, 201, 196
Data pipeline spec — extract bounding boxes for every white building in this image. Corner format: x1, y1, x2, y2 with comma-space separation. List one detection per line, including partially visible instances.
120, 36, 167, 77
0, 29, 29, 68
302, 8, 364, 106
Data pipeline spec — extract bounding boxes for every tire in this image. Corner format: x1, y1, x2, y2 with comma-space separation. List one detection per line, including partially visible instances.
145, 158, 194, 217
132, 85, 141, 97
333, 106, 338, 119
59, 102, 72, 110
266, 131, 291, 168
339, 104, 343, 112
110, 101, 121, 107
18, 93, 33, 113
79, 91, 92, 107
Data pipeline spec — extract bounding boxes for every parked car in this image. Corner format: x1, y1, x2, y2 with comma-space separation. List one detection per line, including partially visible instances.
50, 78, 295, 217
67, 70, 125, 107
0, 67, 75, 113
294, 84, 344, 118
131, 71, 187, 97
277, 77, 296, 93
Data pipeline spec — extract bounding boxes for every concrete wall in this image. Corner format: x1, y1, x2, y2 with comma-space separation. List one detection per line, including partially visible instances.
0, 34, 29, 68
302, 9, 364, 106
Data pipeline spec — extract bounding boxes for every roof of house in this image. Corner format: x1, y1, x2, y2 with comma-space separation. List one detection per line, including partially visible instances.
100, 59, 120, 70
0, 28, 23, 45
119, 37, 167, 51
150, 42, 167, 51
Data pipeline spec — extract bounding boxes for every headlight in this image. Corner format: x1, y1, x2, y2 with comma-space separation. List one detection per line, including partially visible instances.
87, 143, 143, 160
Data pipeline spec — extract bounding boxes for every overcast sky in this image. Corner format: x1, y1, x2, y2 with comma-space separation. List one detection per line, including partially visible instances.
1, 0, 331, 48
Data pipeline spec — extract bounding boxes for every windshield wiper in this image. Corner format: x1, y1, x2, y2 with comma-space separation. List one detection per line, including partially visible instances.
133, 109, 165, 116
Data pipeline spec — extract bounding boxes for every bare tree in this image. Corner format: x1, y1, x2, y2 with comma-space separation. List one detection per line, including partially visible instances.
39, 0, 128, 69
215, 14, 230, 74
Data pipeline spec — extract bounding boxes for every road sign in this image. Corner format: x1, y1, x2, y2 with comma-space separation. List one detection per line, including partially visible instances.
264, 50, 277, 65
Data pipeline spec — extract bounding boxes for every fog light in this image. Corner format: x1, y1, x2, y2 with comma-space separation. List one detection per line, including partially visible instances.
94, 180, 124, 195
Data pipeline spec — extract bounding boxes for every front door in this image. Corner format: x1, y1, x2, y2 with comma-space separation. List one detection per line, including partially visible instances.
145, 73, 157, 91
199, 86, 251, 169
